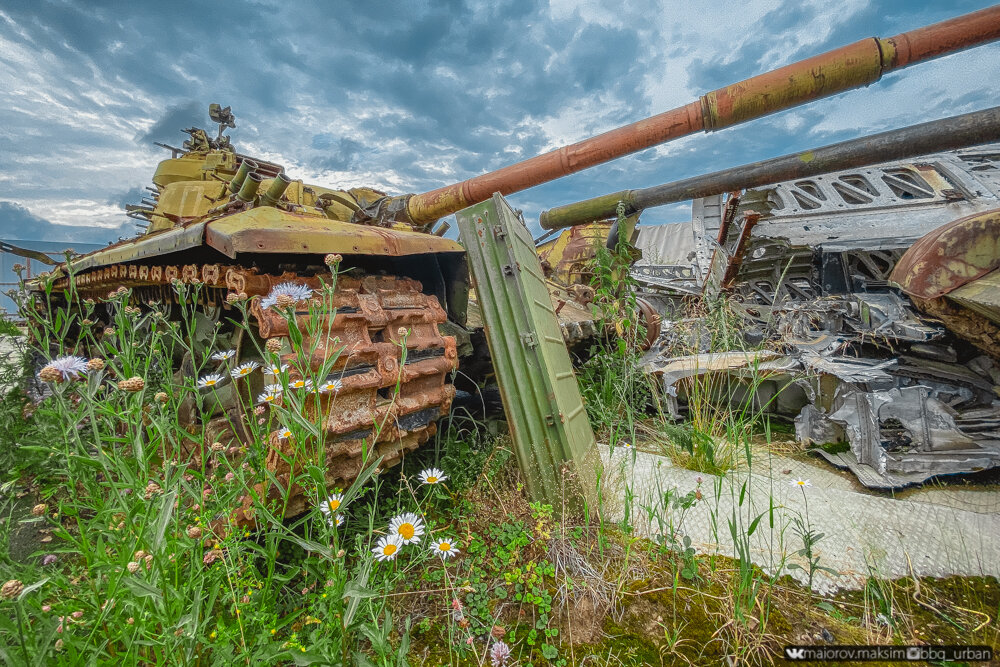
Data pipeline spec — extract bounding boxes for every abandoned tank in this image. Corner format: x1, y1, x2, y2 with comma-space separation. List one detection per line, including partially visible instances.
25, 6, 1000, 514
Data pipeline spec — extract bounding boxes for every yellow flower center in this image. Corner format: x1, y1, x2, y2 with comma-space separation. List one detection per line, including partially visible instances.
327, 499, 341, 512
426, 476, 438, 484
206, 380, 216, 386
438, 542, 451, 552
240, 368, 249, 375
383, 543, 397, 556
398, 523, 415, 540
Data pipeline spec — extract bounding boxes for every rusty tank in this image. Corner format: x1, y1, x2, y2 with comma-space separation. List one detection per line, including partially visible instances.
27, 7, 1000, 516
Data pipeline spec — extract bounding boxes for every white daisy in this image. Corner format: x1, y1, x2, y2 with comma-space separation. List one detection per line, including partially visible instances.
388, 512, 425, 544
790, 479, 812, 488
230, 361, 260, 379
267, 363, 289, 375
260, 282, 314, 310
418, 468, 448, 485
319, 493, 344, 516
619, 440, 634, 450
277, 426, 293, 440
289, 377, 313, 391
40, 355, 88, 381
319, 378, 343, 394
372, 534, 404, 562
257, 384, 283, 404
198, 373, 225, 388
211, 349, 236, 362
329, 514, 345, 528
430, 538, 459, 560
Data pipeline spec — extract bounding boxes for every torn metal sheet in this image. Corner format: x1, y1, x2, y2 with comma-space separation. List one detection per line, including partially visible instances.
633, 144, 1000, 488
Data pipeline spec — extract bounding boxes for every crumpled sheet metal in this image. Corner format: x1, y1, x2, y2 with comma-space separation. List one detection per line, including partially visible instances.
798, 382, 999, 487
642, 346, 1000, 488
641, 350, 795, 418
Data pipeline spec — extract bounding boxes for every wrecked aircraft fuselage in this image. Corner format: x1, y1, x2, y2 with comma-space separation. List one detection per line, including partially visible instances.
636, 145, 1000, 488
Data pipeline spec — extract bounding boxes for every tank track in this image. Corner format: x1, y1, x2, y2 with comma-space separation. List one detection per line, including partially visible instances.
54, 261, 458, 520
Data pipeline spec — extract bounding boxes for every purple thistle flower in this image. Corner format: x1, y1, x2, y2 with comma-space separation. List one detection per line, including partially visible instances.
40, 355, 88, 381
260, 282, 314, 310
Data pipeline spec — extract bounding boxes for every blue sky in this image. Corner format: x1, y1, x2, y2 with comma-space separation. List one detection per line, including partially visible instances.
0, 0, 998, 245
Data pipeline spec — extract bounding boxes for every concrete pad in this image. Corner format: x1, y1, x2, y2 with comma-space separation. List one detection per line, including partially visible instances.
599, 443, 1000, 594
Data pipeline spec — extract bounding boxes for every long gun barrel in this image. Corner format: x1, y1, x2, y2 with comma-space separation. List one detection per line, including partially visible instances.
537, 105, 1000, 229
381, 5, 1000, 228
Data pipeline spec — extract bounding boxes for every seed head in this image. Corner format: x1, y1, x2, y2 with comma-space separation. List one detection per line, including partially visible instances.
0, 580, 23, 599
324, 253, 342, 266
154, 391, 168, 403
144, 481, 162, 499
86, 358, 105, 371
117, 376, 145, 392
225, 292, 242, 304
203, 549, 223, 565
37, 366, 62, 383
397, 326, 409, 337
187, 525, 203, 539
103, 327, 116, 337
274, 293, 297, 309
126, 561, 140, 574
31, 503, 47, 516
265, 338, 283, 353
209, 441, 225, 453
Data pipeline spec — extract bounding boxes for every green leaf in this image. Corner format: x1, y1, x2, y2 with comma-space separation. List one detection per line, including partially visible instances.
17, 578, 49, 601
123, 576, 162, 601
151, 489, 177, 553
816, 601, 835, 613
748, 514, 762, 538
286, 535, 333, 560
305, 464, 326, 487
67, 455, 104, 469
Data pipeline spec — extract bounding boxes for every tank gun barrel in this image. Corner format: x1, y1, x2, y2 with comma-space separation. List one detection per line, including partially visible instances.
390, 5, 1000, 227
537, 105, 1000, 229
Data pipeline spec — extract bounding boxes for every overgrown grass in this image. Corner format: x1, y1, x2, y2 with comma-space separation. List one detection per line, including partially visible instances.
0, 246, 996, 665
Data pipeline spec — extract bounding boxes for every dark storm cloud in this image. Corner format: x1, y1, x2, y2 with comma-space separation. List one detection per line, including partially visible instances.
0, 0, 997, 238
137, 102, 204, 146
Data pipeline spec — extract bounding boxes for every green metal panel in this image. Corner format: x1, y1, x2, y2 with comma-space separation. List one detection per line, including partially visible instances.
456, 193, 599, 511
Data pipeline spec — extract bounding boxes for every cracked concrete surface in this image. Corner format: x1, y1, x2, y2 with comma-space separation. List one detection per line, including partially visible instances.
599, 444, 1000, 594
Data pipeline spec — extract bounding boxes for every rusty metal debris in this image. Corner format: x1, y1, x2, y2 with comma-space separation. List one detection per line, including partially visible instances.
634, 143, 1000, 488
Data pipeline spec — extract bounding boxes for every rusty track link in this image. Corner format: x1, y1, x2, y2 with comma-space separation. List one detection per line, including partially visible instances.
57, 261, 458, 519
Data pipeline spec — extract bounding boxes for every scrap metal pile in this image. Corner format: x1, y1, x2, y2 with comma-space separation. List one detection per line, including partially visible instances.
632, 145, 1000, 488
